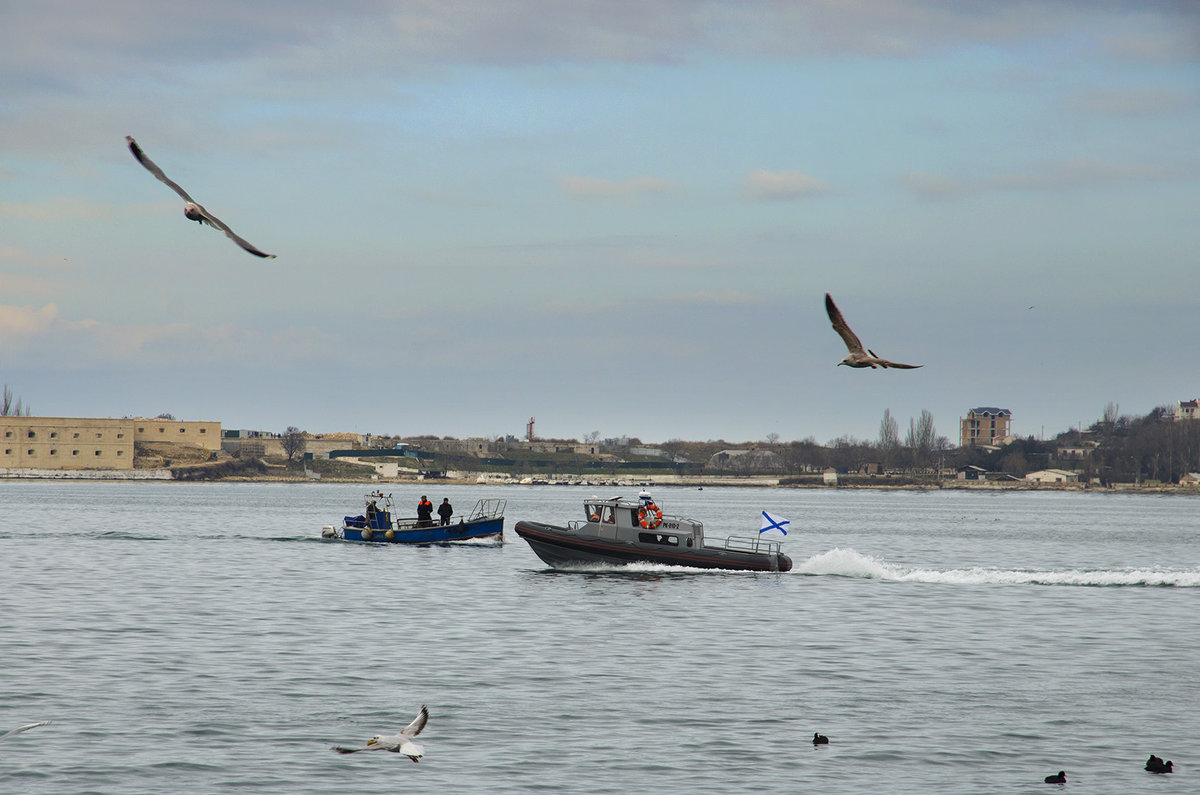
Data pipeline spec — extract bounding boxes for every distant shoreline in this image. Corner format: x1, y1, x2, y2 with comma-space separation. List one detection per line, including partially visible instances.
2, 468, 1197, 494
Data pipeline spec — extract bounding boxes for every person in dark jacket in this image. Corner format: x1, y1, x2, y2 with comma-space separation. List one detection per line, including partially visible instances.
416, 496, 433, 527
437, 498, 454, 526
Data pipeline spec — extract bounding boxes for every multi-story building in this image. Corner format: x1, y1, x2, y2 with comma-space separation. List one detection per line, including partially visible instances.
959, 407, 1012, 448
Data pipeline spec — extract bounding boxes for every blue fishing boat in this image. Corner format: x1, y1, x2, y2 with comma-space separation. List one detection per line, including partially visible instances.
322, 492, 504, 544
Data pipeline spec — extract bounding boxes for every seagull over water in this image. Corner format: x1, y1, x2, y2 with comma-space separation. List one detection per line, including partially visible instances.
825, 293, 922, 369
0, 721, 51, 741
125, 136, 276, 259
332, 705, 428, 762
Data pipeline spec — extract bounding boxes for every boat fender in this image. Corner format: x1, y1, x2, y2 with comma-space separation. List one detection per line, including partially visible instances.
321, 525, 337, 539
638, 503, 663, 530
361, 528, 373, 541
384, 528, 395, 541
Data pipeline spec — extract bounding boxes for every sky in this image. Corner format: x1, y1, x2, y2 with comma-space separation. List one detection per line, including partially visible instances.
2, 1, 1198, 445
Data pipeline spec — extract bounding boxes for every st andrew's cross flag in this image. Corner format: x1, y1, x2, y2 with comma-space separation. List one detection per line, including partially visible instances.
760, 510, 789, 536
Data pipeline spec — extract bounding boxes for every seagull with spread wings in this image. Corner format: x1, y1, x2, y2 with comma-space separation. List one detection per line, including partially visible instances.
0, 721, 51, 741
332, 705, 428, 762
125, 136, 276, 259
825, 293, 922, 369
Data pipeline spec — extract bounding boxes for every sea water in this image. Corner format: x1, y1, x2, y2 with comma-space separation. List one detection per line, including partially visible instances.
1, 482, 1197, 794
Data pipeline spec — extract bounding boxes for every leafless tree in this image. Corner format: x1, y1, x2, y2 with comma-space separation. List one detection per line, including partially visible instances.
1103, 401, 1120, 424
904, 410, 937, 470
2, 385, 30, 416
878, 409, 899, 468
281, 426, 307, 461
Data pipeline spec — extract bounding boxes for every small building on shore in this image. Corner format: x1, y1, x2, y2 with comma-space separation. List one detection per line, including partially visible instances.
1025, 469, 1080, 484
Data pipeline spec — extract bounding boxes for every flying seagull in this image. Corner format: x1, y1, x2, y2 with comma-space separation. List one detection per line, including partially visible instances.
824, 293, 922, 369
0, 721, 51, 741
125, 136, 276, 259
332, 705, 428, 762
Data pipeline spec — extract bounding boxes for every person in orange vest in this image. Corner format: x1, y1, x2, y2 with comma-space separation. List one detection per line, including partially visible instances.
416, 496, 433, 527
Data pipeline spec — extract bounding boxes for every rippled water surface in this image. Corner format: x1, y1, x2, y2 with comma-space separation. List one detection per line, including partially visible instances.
2, 483, 1198, 793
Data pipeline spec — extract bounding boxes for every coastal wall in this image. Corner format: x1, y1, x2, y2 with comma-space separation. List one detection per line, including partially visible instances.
0, 467, 173, 480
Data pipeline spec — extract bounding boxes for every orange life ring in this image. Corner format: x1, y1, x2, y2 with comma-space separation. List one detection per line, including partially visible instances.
638, 503, 663, 529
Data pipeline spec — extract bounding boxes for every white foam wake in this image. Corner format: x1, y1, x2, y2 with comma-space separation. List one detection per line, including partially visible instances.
796, 548, 1200, 587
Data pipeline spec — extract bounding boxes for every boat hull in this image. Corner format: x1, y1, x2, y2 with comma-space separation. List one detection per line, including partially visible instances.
514, 521, 791, 572
339, 517, 503, 544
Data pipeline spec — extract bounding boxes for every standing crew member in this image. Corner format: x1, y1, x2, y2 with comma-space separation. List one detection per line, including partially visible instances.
416, 495, 433, 527
437, 498, 454, 526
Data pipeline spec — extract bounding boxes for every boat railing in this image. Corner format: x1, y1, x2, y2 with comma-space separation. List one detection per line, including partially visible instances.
468, 498, 506, 521
705, 535, 783, 556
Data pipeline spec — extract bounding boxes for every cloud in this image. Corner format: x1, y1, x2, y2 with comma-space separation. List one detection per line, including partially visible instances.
0, 302, 342, 366
7, 2, 1195, 103
0, 304, 58, 338
0, 197, 112, 221
1068, 88, 1195, 117
899, 158, 1194, 200
744, 169, 832, 201
560, 174, 678, 199
897, 171, 967, 200
1102, 30, 1200, 63
985, 159, 1178, 191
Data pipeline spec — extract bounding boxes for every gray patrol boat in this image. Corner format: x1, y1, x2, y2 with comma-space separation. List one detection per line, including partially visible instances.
515, 492, 792, 572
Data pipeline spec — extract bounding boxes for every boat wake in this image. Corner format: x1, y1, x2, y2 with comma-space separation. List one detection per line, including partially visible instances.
797, 548, 1200, 587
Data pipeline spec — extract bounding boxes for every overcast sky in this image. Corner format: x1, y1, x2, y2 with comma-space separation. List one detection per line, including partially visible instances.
2, 1, 1197, 444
